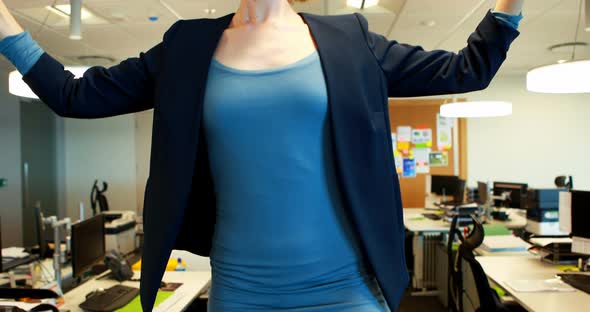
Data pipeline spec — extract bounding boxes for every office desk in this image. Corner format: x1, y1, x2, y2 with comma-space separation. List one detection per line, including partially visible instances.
403, 208, 527, 234
61, 270, 211, 312
477, 256, 590, 312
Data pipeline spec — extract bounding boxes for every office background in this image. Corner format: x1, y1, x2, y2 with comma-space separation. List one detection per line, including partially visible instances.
1, 0, 589, 260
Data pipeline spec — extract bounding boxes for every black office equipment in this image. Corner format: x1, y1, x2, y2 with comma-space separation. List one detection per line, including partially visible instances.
555, 175, 574, 190
90, 180, 110, 216
477, 181, 489, 205
79, 285, 139, 312
71, 214, 106, 279
558, 274, 590, 295
431, 175, 466, 202
33, 206, 49, 259
104, 250, 133, 282
422, 213, 442, 221
571, 190, 590, 240
493, 182, 528, 209
0, 287, 59, 300
523, 188, 562, 223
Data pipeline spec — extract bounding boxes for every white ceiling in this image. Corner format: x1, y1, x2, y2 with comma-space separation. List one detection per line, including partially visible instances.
2, 0, 589, 75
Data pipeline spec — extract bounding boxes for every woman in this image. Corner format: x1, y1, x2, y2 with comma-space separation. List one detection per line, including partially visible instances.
0, 0, 523, 311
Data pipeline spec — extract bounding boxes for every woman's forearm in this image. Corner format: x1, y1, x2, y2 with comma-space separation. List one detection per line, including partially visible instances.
495, 0, 525, 15
0, 1, 24, 39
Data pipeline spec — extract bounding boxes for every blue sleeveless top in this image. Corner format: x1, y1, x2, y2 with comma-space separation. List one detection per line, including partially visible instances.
202, 51, 390, 311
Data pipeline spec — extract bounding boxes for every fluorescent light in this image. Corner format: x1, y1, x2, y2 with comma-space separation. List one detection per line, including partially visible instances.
440, 101, 512, 118
527, 60, 590, 93
9, 67, 90, 99
45, 4, 94, 20
347, 0, 379, 9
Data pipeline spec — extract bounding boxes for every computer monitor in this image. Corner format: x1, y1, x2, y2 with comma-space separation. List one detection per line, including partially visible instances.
431, 175, 465, 201
34, 206, 49, 259
493, 182, 528, 209
431, 175, 458, 196
570, 190, 590, 255
477, 181, 489, 205
571, 191, 590, 239
71, 214, 106, 278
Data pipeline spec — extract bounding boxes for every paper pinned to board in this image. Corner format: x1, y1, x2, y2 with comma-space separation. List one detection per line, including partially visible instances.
429, 151, 448, 167
397, 126, 412, 142
411, 128, 433, 148
436, 114, 453, 150
413, 148, 431, 174
394, 151, 403, 174
402, 158, 416, 178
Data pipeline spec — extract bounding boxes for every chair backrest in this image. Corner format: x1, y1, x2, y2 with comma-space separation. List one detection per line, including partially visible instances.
449, 214, 507, 312
447, 215, 465, 312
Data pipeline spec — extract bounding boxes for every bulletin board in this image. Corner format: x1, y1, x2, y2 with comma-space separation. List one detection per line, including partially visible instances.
388, 98, 468, 209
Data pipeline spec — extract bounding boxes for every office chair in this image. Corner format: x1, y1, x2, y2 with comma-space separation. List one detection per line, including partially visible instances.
447, 214, 526, 312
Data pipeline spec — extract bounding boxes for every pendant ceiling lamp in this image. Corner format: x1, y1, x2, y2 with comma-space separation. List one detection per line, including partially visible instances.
69, 0, 82, 40
526, 0, 590, 93
346, 0, 379, 9
440, 101, 512, 118
9, 67, 89, 99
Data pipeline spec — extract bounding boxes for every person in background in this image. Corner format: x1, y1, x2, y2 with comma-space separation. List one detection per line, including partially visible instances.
0, 0, 524, 311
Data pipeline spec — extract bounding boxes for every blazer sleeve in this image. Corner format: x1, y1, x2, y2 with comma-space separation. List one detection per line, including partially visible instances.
21, 21, 182, 118
355, 10, 520, 97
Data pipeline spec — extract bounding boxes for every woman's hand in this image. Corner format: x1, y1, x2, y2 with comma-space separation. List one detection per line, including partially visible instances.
495, 0, 525, 15
0, 0, 24, 40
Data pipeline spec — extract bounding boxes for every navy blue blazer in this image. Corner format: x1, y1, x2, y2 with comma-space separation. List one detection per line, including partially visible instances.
22, 10, 518, 311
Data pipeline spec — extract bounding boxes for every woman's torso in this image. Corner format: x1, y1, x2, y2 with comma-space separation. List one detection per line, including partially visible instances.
202, 18, 389, 311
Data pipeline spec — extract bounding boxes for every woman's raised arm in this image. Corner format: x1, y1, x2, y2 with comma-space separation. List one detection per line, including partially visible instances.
356, 0, 524, 98
0, 0, 175, 118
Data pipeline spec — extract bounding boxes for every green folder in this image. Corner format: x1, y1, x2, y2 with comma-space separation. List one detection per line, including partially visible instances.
482, 224, 512, 236
115, 290, 174, 312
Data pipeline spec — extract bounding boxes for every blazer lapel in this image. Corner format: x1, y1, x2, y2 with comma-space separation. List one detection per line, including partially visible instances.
301, 13, 405, 308
141, 13, 234, 310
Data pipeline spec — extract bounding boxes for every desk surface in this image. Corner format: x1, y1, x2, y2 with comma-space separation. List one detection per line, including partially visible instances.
477, 255, 590, 312
61, 270, 211, 312
403, 208, 527, 234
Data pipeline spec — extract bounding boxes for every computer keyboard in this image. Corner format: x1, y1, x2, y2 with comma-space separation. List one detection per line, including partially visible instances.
422, 213, 442, 221
79, 284, 139, 312
558, 274, 590, 294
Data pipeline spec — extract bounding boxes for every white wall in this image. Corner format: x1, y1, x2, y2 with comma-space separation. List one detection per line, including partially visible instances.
0, 71, 23, 247
61, 115, 137, 220
466, 74, 590, 190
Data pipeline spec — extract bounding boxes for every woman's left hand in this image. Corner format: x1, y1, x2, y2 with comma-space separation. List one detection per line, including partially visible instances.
495, 0, 525, 15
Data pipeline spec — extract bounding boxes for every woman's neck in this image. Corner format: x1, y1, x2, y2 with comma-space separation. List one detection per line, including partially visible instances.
233, 0, 301, 27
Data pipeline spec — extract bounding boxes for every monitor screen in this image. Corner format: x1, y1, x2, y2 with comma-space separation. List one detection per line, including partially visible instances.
493, 182, 528, 209
477, 181, 489, 205
571, 190, 590, 240
431, 175, 461, 197
71, 214, 105, 278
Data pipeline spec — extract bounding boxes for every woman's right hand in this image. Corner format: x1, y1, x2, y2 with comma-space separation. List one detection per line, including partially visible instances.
0, 0, 24, 40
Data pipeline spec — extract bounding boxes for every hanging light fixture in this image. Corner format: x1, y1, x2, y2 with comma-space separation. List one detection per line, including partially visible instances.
346, 0, 379, 9
9, 67, 89, 99
69, 0, 82, 40
526, 0, 590, 93
440, 101, 512, 118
